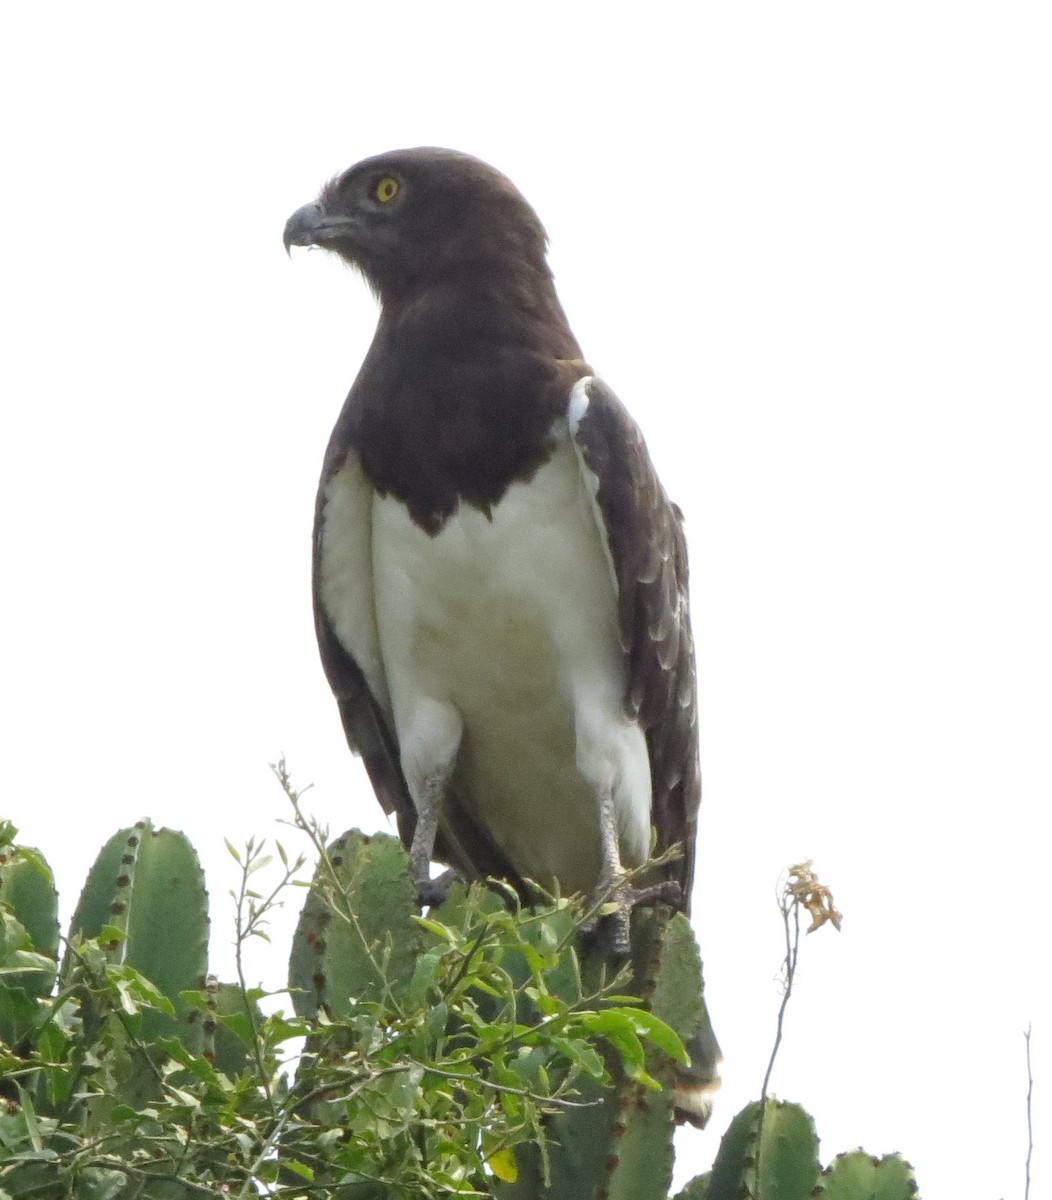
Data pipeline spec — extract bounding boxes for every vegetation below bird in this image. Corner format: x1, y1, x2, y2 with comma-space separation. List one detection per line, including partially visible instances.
0, 799, 916, 1199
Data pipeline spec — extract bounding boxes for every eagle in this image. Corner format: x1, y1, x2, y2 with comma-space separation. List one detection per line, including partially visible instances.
284, 148, 720, 1123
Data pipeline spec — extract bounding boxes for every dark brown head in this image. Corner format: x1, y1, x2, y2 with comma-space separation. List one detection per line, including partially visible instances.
284, 148, 552, 301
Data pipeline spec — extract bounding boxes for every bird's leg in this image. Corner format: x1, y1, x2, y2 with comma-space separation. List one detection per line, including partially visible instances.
409, 767, 452, 907
401, 702, 463, 907
588, 786, 682, 955
595, 785, 633, 953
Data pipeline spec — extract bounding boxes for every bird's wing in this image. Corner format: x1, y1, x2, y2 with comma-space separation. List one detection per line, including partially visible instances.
567, 376, 701, 911
313, 441, 517, 880
313, 446, 414, 840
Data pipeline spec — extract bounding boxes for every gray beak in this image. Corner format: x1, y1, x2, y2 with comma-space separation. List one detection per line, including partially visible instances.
283, 202, 356, 256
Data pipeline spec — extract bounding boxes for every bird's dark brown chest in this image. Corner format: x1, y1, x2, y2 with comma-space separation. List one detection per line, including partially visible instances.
332, 282, 587, 535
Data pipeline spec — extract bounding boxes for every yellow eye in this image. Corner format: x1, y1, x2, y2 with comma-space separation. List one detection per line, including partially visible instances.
374, 176, 400, 203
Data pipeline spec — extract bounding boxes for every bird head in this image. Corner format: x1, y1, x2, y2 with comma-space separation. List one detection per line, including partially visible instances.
283, 148, 551, 300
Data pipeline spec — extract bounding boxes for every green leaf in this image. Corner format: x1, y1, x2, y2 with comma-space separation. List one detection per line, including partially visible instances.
282, 1159, 316, 1182
580, 1011, 646, 1072
553, 1037, 604, 1079
412, 917, 451, 939
14, 1088, 42, 1152
619, 1007, 689, 1064
487, 1147, 518, 1183
76, 1167, 128, 1200
108, 966, 176, 1017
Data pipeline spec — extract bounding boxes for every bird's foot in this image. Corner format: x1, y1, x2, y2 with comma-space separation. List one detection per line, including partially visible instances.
415, 868, 458, 909
582, 876, 683, 955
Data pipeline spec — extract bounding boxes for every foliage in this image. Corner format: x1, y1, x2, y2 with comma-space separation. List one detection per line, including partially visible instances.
0, 810, 918, 1200
0, 814, 694, 1198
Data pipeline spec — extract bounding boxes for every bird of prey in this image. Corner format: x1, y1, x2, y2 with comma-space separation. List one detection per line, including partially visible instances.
284, 149, 719, 1121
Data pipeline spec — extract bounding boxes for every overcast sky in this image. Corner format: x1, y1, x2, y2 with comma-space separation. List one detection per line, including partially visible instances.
2, 4, 1049, 1196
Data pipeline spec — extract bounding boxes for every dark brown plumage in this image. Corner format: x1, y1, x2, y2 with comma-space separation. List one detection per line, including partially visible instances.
285, 147, 719, 1122
293, 150, 585, 535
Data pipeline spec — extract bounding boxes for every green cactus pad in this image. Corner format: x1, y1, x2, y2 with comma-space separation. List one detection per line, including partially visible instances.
602, 909, 705, 1200
605, 1082, 676, 1200
705, 1099, 819, 1200
124, 827, 209, 1022
0, 846, 59, 997
673, 1172, 711, 1199
65, 820, 209, 1042
756, 1100, 821, 1199
815, 1149, 919, 1199
494, 1075, 615, 1200
640, 910, 704, 1044
496, 905, 705, 1200
64, 824, 140, 962
289, 830, 420, 1019
205, 979, 261, 1078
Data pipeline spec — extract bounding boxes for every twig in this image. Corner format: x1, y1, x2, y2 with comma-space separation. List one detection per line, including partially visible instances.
274, 759, 411, 1020
761, 861, 842, 1100
231, 835, 304, 1112
1024, 1024, 1033, 1200
761, 889, 799, 1101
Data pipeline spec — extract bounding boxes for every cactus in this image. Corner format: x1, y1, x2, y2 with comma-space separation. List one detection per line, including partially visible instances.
676, 1099, 918, 1200
63, 819, 210, 1046
604, 908, 713, 1200
288, 829, 420, 1019
0, 843, 60, 994
57, 821, 259, 1081
48, 822, 209, 1113
0, 842, 60, 1054
491, 905, 712, 1200
815, 1149, 919, 1199
0, 821, 923, 1199
287, 829, 711, 1200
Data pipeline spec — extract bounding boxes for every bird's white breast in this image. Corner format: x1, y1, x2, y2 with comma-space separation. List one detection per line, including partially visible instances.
366, 420, 652, 896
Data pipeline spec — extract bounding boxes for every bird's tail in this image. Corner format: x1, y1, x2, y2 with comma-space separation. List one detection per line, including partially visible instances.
673, 1001, 722, 1128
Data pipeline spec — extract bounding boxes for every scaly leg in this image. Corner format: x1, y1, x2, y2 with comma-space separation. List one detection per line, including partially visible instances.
400, 701, 463, 907
590, 785, 682, 954
408, 767, 454, 907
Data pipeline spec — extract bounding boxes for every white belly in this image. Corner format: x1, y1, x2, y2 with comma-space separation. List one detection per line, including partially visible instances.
370, 428, 652, 896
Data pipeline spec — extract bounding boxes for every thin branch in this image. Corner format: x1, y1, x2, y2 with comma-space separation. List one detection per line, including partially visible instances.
762, 860, 842, 1101
1024, 1024, 1033, 1200
273, 757, 409, 1020
236, 1108, 292, 1200
762, 890, 799, 1101
422, 1064, 600, 1108
230, 834, 304, 1113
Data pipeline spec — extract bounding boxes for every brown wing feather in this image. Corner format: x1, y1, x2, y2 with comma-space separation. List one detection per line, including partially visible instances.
571, 378, 700, 913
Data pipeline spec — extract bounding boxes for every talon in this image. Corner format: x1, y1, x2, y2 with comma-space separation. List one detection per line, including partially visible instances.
634, 880, 683, 909
416, 879, 449, 908
611, 886, 633, 955
591, 878, 685, 955
415, 868, 458, 909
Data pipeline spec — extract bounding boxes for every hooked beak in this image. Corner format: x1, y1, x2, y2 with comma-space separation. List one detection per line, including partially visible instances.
283, 202, 358, 257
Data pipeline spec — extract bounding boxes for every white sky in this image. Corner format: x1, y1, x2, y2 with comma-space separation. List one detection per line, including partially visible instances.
2, 3, 1049, 1196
